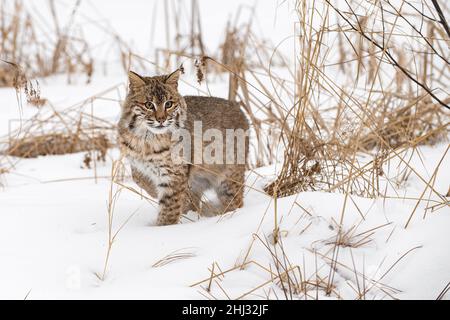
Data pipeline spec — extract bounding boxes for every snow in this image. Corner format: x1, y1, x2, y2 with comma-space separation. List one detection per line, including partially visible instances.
0, 141, 448, 299
0, 0, 449, 300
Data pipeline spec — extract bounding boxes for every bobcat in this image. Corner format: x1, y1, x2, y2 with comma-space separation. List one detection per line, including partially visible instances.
118, 69, 249, 226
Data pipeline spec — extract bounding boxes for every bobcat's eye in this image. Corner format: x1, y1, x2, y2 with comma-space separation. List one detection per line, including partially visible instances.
164, 101, 173, 110
145, 101, 155, 110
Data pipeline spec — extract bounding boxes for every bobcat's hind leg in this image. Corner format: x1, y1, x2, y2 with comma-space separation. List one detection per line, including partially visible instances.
206, 167, 245, 216
216, 178, 244, 213
183, 176, 210, 215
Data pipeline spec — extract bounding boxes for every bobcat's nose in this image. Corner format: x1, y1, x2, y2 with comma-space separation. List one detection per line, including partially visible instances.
155, 114, 165, 124
156, 117, 166, 126
154, 109, 167, 125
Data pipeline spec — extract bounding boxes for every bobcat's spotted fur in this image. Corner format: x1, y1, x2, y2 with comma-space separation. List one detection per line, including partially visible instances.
118, 69, 249, 225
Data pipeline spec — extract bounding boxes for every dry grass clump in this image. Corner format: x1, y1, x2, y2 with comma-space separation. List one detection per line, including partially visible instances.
1, 84, 121, 161
0, 0, 93, 87
355, 97, 449, 152
264, 136, 323, 197
6, 132, 109, 159
0, 61, 26, 89
262, 0, 450, 198
0, 60, 27, 89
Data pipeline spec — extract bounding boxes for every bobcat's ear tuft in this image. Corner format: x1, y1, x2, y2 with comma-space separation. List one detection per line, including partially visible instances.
128, 70, 146, 88
165, 68, 182, 88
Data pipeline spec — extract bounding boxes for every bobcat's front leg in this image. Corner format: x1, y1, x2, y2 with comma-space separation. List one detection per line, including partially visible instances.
131, 166, 158, 198
156, 166, 189, 226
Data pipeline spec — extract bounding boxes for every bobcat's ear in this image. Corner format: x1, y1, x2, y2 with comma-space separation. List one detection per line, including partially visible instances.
165, 67, 183, 88
128, 70, 146, 88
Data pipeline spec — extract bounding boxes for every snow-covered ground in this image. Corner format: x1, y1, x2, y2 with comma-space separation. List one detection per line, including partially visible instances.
0, 138, 449, 299
0, 0, 449, 300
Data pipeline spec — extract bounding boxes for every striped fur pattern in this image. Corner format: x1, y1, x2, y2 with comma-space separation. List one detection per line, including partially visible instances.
118, 70, 249, 225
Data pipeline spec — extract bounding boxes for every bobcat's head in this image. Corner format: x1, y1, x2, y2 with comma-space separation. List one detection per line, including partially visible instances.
125, 69, 185, 134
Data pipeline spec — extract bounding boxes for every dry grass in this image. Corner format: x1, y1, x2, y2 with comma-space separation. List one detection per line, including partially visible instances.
262, 0, 450, 199
1, 104, 116, 162
6, 132, 109, 158
0, 0, 93, 87
152, 248, 196, 268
